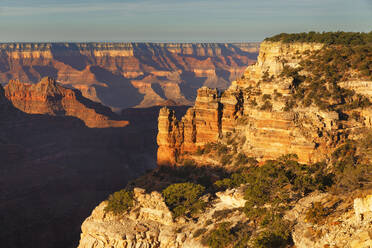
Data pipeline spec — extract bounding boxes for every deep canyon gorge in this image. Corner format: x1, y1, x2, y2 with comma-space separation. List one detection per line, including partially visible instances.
0, 42, 259, 110
1, 32, 372, 248
0, 42, 257, 248
79, 33, 372, 248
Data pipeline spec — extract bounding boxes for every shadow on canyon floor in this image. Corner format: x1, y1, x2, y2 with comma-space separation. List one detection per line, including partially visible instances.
90, 66, 145, 109
0, 101, 188, 247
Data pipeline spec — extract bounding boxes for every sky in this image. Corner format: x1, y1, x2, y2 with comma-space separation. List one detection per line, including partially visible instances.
0, 0, 371, 42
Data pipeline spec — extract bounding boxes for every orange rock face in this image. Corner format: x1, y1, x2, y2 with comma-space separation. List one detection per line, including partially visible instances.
157, 41, 372, 166
0, 43, 259, 109
4, 77, 129, 128
157, 87, 340, 166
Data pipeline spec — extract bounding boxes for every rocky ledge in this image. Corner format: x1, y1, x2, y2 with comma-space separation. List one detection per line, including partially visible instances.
78, 186, 372, 248
78, 187, 247, 248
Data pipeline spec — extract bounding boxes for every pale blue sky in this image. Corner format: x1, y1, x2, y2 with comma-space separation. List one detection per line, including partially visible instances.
0, 0, 371, 42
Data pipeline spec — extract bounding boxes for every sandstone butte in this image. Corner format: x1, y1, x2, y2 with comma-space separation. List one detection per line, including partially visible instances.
157, 41, 372, 165
4, 77, 129, 128
0, 43, 258, 109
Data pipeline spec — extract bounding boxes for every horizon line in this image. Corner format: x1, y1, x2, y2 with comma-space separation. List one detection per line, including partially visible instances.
0, 40, 262, 44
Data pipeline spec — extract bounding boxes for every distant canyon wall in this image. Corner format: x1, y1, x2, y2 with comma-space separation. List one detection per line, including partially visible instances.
0, 43, 259, 110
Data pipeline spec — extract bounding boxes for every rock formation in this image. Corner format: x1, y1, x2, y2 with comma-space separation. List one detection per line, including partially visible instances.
157, 41, 372, 165
78, 186, 372, 248
0, 42, 259, 109
78, 36, 372, 248
290, 193, 372, 248
78, 187, 247, 248
4, 77, 128, 128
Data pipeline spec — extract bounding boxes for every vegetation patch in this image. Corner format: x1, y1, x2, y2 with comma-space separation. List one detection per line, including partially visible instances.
305, 202, 331, 224
193, 228, 207, 238
265, 31, 372, 45
104, 189, 133, 215
162, 182, 206, 217
204, 222, 251, 248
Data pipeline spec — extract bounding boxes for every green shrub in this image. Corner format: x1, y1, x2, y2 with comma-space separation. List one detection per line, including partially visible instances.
221, 154, 233, 166
243, 204, 266, 219
252, 231, 291, 248
214, 178, 234, 190
194, 228, 207, 238
212, 209, 235, 221
252, 213, 292, 248
162, 182, 206, 217
305, 202, 331, 224
265, 31, 372, 45
234, 153, 257, 167
104, 189, 133, 215
205, 222, 235, 248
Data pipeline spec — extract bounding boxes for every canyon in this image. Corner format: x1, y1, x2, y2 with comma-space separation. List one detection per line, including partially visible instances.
0, 41, 258, 248
79, 36, 372, 248
0, 81, 189, 247
0, 42, 258, 110
2, 33, 371, 248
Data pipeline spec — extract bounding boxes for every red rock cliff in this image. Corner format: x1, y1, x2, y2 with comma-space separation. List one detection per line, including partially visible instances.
4, 77, 129, 128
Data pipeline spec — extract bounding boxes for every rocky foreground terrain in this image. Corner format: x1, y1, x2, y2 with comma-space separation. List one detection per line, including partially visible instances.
79, 187, 372, 248
79, 32, 372, 248
0, 42, 258, 110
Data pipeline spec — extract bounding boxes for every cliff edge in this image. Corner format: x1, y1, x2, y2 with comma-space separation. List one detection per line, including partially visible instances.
4, 77, 129, 128
157, 40, 372, 165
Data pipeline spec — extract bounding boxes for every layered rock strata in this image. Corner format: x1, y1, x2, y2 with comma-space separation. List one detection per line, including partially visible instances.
290, 193, 372, 248
78, 187, 372, 248
0, 42, 259, 109
78, 187, 247, 248
157, 41, 372, 165
4, 77, 128, 128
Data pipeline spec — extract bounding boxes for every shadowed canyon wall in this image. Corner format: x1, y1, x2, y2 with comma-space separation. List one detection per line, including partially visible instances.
0, 83, 189, 248
0, 42, 259, 110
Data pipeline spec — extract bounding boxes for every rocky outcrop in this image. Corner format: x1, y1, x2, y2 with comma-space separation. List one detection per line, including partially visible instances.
156, 41, 372, 165
4, 77, 129, 128
78, 187, 247, 248
0, 42, 259, 109
354, 194, 372, 221
78, 185, 372, 248
290, 193, 372, 248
